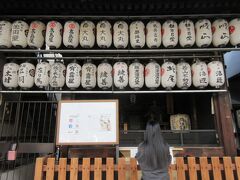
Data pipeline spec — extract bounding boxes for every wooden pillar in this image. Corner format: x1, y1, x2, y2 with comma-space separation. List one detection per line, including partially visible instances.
213, 92, 237, 156
0, 53, 5, 92
166, 94, 174, 114
191, 94, 198, 129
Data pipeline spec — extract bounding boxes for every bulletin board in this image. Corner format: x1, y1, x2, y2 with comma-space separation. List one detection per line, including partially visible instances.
56, 100, 119, 145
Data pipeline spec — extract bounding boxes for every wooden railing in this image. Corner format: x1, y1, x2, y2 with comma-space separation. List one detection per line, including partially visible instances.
34, 157, 240, 180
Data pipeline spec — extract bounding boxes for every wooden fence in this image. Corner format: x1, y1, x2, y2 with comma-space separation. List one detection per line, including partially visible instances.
34, 157, 240, 180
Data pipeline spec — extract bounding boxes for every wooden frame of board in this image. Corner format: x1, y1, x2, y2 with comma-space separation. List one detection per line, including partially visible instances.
56, 99, 119, 145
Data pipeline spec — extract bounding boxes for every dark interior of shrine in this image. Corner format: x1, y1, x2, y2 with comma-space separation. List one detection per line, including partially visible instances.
0, 0, 240, 15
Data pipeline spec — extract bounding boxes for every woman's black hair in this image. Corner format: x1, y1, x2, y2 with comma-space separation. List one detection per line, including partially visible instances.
141, 120, 170, 169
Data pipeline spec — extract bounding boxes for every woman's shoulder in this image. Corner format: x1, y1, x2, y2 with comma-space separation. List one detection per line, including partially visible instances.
138, 142, 144, 147
138, 142, 145, 151
135, 142, 144, 159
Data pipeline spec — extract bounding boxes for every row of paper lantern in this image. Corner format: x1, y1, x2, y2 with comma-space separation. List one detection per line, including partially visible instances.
0, 18, 240, 49
2, 59, 225, 90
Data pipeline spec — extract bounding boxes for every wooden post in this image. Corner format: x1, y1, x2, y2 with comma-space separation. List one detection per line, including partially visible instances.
118, 158, 126, 180
46, 158, 55, 180
70, 158, 78, 180
58, 158, 67, 180
223, 157, 234, 180
235, 157, 240, 179
94, 158, 102, 180
168, 165, 174, 180
176, 157, 185, 180
199, 157, 210, 180
187, 157, 197, 180
213, 93, 237, 156
130, 158, 138, 180
82, 158, 90, 180
211, 157, 222, 180
34, 158, 44, 180
106, 158, 114, 180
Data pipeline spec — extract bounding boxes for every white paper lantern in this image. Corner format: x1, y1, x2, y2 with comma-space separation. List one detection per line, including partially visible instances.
18, 62, 35, 89
63, 21, 79, 48
27, 21, 46, 48
49, 61, 66, 88
45, 21, 62, 49
179, 20, 195, 48
208, 61, 225, 88
81, 61, 97, 89
146, 21, 161, 48
129, 60, 144, 90
162, 20, 178, 48
3, 62, 19, 89
176, 61, 192, 89
79, 21, 95, 48
212, 19, 229, 47
130, 21, 145, 48
97, 60, 112, 89
113, 21, 128, 49
0, 21, 12, 48
35, 61, 50, 88
161, 61, 176, 89
96, 21, 112, 48
11, 20, 29, 48
145, 60, 161, 89
195, 19, 212, 48
229, 18, 240, 46
192, 60, 209, 89
66, 61, 81, 89
113, 61, 128, 89
170, 114, 191, 130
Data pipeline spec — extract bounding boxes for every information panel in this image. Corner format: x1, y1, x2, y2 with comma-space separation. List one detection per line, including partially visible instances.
56, 100, 119, 145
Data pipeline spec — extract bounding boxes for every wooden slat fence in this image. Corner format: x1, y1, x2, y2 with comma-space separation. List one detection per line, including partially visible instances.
34, 157, 240, 180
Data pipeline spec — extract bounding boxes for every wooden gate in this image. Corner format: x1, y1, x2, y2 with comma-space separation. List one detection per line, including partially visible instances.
34, 157, 240, 180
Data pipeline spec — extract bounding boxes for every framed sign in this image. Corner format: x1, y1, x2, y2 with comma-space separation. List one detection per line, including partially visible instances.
56, 100, 119, 145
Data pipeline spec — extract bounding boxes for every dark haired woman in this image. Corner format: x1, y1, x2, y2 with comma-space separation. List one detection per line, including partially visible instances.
135, 120, 171, 180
